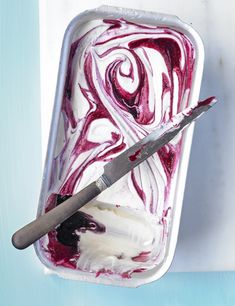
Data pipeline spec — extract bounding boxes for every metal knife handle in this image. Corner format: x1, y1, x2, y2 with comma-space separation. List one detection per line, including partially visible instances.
12, 180, 103, 250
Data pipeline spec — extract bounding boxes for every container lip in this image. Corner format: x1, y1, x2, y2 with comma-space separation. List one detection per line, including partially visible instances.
35, 5, 204, 287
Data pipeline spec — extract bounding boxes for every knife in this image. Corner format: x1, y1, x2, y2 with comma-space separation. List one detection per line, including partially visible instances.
12, 97, 216, 249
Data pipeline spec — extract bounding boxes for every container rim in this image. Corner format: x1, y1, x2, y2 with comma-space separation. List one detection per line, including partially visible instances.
35, 5, 204, 287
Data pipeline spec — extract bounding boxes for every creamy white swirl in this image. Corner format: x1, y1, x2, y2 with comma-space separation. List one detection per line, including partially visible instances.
40, 18, 195, 278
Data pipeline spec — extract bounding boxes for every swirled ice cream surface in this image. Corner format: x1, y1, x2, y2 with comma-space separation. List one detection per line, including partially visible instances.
39, 18, 195, 278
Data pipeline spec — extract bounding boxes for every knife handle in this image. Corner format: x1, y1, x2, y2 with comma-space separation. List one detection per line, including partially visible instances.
12, 181, 103, 250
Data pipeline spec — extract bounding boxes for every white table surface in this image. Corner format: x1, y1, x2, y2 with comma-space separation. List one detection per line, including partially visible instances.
39, 0, 235, 272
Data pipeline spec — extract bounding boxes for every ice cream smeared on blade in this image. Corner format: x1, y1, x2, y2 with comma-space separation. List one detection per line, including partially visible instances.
39, 18, 209, 278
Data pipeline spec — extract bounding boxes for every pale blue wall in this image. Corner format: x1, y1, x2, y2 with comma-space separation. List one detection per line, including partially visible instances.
1, 1, 235, 305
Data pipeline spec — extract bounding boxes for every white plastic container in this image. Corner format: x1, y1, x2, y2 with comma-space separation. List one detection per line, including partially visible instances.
35, 5, 204, 287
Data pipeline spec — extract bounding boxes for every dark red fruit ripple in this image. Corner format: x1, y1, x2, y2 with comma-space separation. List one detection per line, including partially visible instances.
41, 18, 196, 277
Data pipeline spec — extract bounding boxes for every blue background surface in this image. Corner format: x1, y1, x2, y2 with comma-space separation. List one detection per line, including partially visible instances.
1, 1, 235, 305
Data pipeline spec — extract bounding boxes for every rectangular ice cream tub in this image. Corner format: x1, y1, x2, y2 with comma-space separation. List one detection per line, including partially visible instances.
35, 5, 204, 287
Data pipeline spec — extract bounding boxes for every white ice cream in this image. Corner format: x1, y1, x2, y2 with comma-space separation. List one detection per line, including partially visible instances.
40, 18, 195, 278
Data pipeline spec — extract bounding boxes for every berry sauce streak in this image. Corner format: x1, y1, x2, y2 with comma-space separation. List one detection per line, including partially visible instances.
41, 18, 195, 277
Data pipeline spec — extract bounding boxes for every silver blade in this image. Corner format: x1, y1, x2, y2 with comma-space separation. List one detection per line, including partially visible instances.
101, 98, 216, 187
